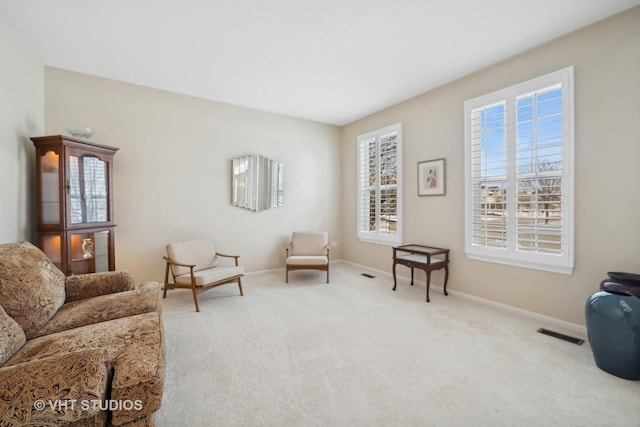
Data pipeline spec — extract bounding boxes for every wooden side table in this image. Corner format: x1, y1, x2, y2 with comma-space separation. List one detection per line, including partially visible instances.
392, 244, 450, 302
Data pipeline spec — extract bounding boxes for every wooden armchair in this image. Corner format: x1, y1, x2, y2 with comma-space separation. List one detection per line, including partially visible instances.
285, 232, 330, 283
163, 239, 244, 312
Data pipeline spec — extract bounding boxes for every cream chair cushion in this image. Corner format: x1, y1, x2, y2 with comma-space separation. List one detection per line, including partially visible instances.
289, 232, 328, 256
166, 239, 218, 277
287, 256, 328, 266
175, 266, 245, 286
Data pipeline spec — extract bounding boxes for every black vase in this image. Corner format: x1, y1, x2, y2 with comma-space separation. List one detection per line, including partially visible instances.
585, 289, 640, 380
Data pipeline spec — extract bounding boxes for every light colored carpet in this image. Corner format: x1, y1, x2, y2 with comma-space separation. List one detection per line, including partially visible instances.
156, 262, 640, 426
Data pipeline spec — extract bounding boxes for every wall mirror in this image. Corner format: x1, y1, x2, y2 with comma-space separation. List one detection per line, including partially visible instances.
232, 155, 284, 212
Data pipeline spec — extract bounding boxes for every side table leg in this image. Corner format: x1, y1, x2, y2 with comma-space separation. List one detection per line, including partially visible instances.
443, 265, 449, 296
410, 268, 414, 286
425, 269, 431, 303
392, 262, 398, 291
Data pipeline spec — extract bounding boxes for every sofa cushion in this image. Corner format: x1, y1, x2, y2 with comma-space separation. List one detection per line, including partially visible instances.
175, 266, 244, 286
290, 232, 328, 256
0, 349, 109, 425
166, 239, 218, 277
0, 304, 26, 366
6, 312, 165, 426
0, 241, 65, 339
33, 282, 162, 338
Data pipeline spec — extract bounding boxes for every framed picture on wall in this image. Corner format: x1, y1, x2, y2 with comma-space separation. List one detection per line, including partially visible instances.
417, 158, 445, 196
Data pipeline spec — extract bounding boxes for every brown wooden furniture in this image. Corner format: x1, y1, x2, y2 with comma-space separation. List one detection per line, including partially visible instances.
163, 239, 244, 312
285, 232, 330, 283
32, 135, 118, 276
392, 244, 450, 302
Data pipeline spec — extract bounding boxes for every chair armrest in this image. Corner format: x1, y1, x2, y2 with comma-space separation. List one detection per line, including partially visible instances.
285, 243, 330, 257
162, 256, 195, 269
0, 349, 109, 425
163, 257, 196, 286
65, 271, 135, 303
216, 253, 240, 266
216, 252, 239, 259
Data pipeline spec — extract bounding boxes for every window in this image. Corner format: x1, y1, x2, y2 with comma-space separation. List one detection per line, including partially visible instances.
357, 123, 403, 245
464, 67, 574, 274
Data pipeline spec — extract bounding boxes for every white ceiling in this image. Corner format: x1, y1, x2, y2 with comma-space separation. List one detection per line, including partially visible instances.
1, 0, 638, 125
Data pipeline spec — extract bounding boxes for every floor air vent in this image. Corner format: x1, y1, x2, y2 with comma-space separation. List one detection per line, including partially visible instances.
537, 328, 584, 345
361, 273, 376, 278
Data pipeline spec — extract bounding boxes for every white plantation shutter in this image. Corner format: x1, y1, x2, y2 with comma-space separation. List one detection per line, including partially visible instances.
358, 136, 377, 234
470, 101, 508, 249
357, 123, 402, 245
465, 67, 574, 274
516, 86, 564, 255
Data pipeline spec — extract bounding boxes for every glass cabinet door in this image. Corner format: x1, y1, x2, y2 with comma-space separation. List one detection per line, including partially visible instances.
39, 149, 62, 225
68, 230, 112, 275
40, 232, 63, 271
67, 153, 109, 225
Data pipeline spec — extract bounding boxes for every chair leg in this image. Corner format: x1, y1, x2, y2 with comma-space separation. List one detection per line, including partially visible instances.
327, 267, 329, 284
163, 263, 171, 298
191, 285, 200, 312
238, 277, 244, 296
286, 266, 289, 283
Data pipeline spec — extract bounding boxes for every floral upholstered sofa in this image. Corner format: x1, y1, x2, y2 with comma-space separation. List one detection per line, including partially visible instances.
0, 242, 165, 426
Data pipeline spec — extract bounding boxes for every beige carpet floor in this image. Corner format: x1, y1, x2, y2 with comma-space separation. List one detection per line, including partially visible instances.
156, 262, 640, 426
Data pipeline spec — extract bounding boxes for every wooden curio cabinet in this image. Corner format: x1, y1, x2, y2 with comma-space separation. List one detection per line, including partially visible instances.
32, 135, 119, 275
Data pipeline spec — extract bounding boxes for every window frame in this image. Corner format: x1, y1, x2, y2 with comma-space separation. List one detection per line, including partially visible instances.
464, 67, 575, 274
357, 122, 403, 246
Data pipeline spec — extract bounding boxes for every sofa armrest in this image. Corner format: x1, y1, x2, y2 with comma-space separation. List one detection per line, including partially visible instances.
65, 270, 136, 302
135, 281, 162, 292
0, 349, 109, 425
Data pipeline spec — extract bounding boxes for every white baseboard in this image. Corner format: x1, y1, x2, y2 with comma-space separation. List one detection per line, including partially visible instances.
245, 258, 344, 277
244, 267, 282, 276
340, 259, 587, 338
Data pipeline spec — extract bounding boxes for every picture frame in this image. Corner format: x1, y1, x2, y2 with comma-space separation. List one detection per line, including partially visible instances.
417, 158, 445, 196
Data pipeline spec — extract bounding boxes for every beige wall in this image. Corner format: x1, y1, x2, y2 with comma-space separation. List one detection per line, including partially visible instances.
341, 8, 640, 327
6, 6, 639, 327
0, 12, 44, 243
45, 69, 342, 282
